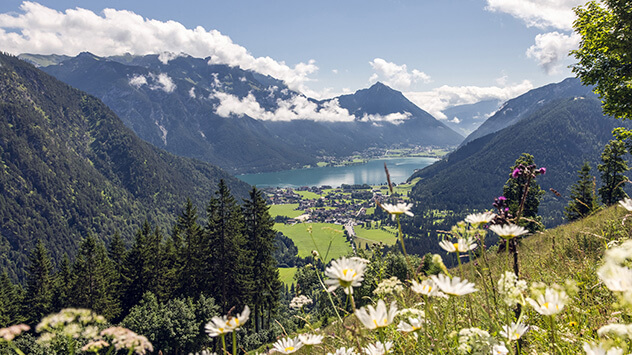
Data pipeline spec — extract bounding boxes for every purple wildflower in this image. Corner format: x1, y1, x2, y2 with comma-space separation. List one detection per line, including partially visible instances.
498, 196, 507, 201
538, 167, 546, 175
512, 168, 521, 178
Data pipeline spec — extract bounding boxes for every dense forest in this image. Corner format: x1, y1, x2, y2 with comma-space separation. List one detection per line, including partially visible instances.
0, 53, 250, 280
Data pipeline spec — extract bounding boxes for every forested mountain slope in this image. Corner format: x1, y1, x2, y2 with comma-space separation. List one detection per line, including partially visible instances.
409, 95, 631, 226
0, 53, 250, 280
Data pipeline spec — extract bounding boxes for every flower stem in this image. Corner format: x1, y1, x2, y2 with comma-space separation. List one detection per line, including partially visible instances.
397, 215, 414, 278
232, 331, 237, 355
221, 333, 227, 355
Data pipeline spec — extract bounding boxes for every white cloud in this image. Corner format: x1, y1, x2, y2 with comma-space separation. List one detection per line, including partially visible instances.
127, 72, 176, 93
369, 58, 432, 90
485, 0, 586, 30
158, 51, 185, 64
404, 80, 533, 120
359, 112, 412, 125
0, 2, 317, 92
128, 74, 147, 89
211, 91, 356, 122
448, 116, 461, 124
188, 87, 196, 99
526, 31, 580, 74
151, 73, 176, 93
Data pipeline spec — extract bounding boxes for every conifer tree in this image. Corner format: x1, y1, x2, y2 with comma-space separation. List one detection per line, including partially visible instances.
24, 240, 53, 324
598, 140, 629, 205
123, 221, 166, 311
565, 162, 599, 221
108, 232, 128, 315
71, 235, 121, 320
175, 199, 206, 297
51, 253, 73, 311
206, 180, 250, 313
502, 154, 545, 232
0, 271, 22, 326
243, 187, 282, 332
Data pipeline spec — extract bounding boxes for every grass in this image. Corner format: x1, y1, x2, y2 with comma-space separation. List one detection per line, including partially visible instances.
278, 267, 297, 286
268, 203, 304, 218
353, 225, 398, 250
273, 222, 352, 260
278, 205, 632, 354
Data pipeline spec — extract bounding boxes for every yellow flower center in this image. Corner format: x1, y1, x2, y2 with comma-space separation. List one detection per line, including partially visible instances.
453, 243, 459, 251
514, 332, 520, 339
543, 302, 550, 309
342, 268, 357, 278
285, 346, 295, 352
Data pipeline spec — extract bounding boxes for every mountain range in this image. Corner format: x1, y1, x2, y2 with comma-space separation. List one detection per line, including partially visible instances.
409, 78, 631, 226
20, 53, 463, 174
0, 53, 250, 280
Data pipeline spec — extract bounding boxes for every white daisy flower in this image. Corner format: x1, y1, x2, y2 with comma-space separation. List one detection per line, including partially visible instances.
439, 237, 477, 254
324, 256, 368, 294
489, 224, 528, 239
272, 337, 303, 354
225, 305, 250, 330
492, 343, 509, 355
410, 279, 447, 298
355, 300, 397, 330
298, 333, 323, 345
465, 212, 496, 227
583, 342, 624, 355
500, 322, 528, 341
380, 202, 414, 220
430, 274, 478, 296
619, 198, 632, 211
362, 341, 393, 355
327, 347, 359, 355
526, 288, 568, 316
397, 316, 425, 333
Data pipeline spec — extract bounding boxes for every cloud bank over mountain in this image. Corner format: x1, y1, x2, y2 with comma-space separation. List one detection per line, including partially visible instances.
0, 2, 317, 92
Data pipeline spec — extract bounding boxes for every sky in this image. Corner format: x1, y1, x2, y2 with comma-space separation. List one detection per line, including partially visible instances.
0, 0, 588, 119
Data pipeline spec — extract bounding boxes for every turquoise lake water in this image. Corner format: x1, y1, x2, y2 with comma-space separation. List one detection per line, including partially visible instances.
237, 157, 437, 188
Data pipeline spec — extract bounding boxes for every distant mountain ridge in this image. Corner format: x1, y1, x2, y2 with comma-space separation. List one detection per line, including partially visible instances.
0, 53, 250, 280
441, 99, 502, 136
459, 78, 595, 147
23, 53, 463, 174
409, 78, 631, 226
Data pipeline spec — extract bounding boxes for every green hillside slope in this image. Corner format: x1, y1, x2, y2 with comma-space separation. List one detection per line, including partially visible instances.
0, 53, 250, 280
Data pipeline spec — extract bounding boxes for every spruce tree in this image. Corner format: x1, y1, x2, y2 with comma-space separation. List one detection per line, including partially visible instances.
51, 253, 74, 311
243, 187, 282, 331
24, 240, 53, 324
598, 140, 629, 205
0, 271, 22, 326
122, 222, 166, 311
565, 162, 599, 221
206, 180, 250, 313
71, 235, 121, 320
502, 154, 545, 232
175, 199, 206, 297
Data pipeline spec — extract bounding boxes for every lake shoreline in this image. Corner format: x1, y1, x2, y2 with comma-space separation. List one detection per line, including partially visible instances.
237, 156, 438, 188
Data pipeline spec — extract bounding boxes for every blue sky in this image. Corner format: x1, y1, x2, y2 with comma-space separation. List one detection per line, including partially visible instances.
0, 0, 586, 118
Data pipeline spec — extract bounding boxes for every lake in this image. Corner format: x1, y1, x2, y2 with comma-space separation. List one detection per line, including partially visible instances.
237, 157, 437, 188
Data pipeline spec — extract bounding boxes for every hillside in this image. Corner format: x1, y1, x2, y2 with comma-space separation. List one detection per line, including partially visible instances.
460, 78, 596, 147
409, 94, 632, 226
0, 53, 250, 280
27, 53, 462, 174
